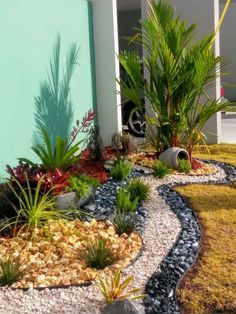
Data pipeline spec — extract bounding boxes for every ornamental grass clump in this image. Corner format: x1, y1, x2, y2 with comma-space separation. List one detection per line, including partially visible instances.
112, 212, 138, 235
0, 256, 31, 286
83, 239, 118, 270
97, 269, 145, 304
178, 159, 192, 174
116, 188, 138, 213
6, 174, 74, 237
152, 160, 171, 178
127, 178, 150, 202
111, 158, 132, 180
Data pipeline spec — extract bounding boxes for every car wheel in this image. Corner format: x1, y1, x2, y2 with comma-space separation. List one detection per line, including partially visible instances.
127, 107, 146, 137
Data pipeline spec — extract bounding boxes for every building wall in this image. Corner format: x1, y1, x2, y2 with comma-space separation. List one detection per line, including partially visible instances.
220, 1, 236, 100
0, 0, 96, 180
91, 0, 122, 145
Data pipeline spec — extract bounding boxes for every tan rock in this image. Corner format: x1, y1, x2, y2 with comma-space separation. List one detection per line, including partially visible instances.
107, 226, 116, 236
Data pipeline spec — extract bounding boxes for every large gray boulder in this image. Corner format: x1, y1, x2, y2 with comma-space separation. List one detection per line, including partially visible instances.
101, 299, 145, 314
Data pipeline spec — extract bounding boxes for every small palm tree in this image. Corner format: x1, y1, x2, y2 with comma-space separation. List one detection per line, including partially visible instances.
118, 0, 234, 160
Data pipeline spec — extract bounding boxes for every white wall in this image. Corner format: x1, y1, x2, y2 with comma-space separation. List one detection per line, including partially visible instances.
91, 0, 122, 145
220, 1, 236, 100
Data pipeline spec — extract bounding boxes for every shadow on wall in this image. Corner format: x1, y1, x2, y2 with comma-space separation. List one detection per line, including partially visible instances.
33, 34, 80, 147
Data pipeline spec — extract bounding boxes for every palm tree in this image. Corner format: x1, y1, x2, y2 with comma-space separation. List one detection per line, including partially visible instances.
118, 0, 234, 160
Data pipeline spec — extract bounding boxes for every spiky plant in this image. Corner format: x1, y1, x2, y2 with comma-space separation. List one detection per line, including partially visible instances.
111, 158, 132, 180
112, 212, 138, 235
82, 239, 118, 270
116, 188, 138, 213
152, 160, 171, 178
127, 178, 150, 202
0, 256, 31, 286
97, 270, 145, 304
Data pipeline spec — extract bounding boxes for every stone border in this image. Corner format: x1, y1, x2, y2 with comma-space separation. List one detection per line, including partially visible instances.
144, 160, 236, 314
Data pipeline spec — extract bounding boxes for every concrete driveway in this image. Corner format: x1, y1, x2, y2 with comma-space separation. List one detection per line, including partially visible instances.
221, 113, 236, 144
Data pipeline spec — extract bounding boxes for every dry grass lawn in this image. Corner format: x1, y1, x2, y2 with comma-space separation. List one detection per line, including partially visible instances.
176, 184, 236, 314
193, 144, 236, 167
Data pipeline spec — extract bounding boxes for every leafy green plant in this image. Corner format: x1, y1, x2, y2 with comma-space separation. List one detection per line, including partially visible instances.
112, 212, 138, 235
152, 160, 171, 178
21, 127, 83, 171
111, 158, 132, 180
82, 239, 118, 270
118, 0, 235, 158
0, 256, 31, 286
127, 179, 150, 202
178, 159, 192, 174
66, 174, 99, 198
6, 174, 72, 236
97, 269, 145, 304
116, 188, 138, 213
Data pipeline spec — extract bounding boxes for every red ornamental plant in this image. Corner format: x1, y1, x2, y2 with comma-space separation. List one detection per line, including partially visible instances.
6, 162, 71, 194
67, 109, 95, 150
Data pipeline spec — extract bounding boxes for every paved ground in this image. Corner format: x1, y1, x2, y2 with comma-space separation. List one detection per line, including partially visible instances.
221, 114, 236, 144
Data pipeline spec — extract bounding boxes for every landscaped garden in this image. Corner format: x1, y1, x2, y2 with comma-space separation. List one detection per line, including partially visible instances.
0, 0, 236, 313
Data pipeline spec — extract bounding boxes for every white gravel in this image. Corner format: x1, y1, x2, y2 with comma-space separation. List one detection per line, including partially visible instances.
0, 164, 226, 314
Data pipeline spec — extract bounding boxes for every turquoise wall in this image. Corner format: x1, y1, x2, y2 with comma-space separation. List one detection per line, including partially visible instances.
0, 0, 96, 180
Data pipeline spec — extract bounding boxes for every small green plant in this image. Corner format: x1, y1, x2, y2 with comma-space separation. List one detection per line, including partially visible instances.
112, 212, 138, 235
0, 256, 31, 286
6, 174, 73, 236
83, 239, 118, 270
127, 179, 150, 202
152, 160, 171, 178
66, 174, 99, 198
97, 269, 145, 304
178, 159, 192, 174
111, 158, 132, 180
116, 188, 138, 213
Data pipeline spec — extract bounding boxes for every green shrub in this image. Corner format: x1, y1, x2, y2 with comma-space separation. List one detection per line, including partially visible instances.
152, 161, 171, 178
127, 179, 150, 202
0, 256, 31, 286
178, 159, 192, 174
116, 188, 138, 213
111, 158, 132, 180
112, 212, 138, 235
66, 174, 99, 198
83, 239, 117, 270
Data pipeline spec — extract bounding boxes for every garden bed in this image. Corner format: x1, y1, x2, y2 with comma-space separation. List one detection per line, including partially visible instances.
0, 160, 233, 313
